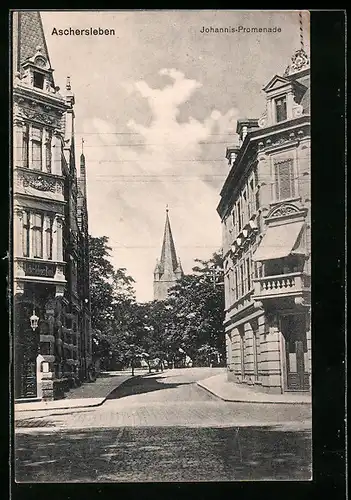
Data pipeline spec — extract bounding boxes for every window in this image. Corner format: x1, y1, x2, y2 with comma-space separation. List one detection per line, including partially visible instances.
241, 262, 245, 296
242, 189, 248, 226
31, 213, 43, 258
248, 178, 255, 218
237, 201, 242, 232
22, 211, 30, 257
234, 267, 238, 302
45, 132, 52, 173
274, 158, 295, 200
45, 217, 53, 260
31, 127, 42, 170
22, 124, 29, 168
275, 96, 287, 122
247, 258, 251, 291
33, 71, 44, 89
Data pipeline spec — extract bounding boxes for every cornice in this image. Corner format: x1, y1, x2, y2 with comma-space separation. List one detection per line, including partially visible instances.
217, 115, 310, 217
13, 85, 68, 113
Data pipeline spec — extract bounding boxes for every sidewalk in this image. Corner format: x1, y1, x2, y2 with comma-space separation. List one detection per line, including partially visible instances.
15, 371, 137, 412
197, 372, 311, 404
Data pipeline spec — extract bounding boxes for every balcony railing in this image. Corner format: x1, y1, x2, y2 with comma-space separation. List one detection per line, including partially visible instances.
253, 272, 307, 300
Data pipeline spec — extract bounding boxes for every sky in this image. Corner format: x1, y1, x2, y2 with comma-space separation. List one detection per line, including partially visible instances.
41, 10, 310, 302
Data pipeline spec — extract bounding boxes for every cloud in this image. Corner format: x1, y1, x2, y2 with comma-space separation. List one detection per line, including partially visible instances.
85, 69, 238, 301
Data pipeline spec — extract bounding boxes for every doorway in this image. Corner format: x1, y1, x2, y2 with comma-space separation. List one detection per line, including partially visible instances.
14, 302, 38, 399
281, 313, 309, 391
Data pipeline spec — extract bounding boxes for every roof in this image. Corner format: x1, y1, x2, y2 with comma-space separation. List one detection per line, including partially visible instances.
159, 210, 179, 275
14, 11, 53, 83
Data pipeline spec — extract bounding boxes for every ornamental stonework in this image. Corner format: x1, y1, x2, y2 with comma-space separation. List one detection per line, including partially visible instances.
20, 172, 56, 192
20, 107, 58, 127
270, 205, 300, 218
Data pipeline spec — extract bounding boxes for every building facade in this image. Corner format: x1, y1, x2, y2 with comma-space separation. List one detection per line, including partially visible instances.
12, 11, 92, 401
217, 48, 311, 394
153, 209, 183, 301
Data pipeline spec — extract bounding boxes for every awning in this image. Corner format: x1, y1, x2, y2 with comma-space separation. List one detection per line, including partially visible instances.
252, 221, 304, 261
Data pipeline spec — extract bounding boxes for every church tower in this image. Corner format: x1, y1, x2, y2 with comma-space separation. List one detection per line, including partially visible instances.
153, 208, 183, 301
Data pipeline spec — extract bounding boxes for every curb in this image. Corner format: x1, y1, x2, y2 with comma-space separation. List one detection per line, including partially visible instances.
196, 381, 312, 405
15, 375, 136, 412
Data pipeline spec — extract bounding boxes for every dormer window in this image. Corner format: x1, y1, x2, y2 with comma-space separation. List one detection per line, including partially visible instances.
275, 96, 287, 122
33, 71, 44, 89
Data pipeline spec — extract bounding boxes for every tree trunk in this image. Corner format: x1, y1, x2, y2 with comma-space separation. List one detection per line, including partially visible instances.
131, 359, 135, 376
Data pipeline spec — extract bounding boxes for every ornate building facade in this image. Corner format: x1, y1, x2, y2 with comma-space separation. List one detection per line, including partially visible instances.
217, 47, 311, 394
12, 11, 92, 401
153, 209, 183, 301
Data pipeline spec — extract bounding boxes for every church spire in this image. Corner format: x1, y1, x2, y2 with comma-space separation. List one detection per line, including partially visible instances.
153, 207, 183, 301
159, 207, 179, 276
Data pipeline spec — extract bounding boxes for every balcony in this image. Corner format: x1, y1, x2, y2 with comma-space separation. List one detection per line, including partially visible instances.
253, 272, 309, 301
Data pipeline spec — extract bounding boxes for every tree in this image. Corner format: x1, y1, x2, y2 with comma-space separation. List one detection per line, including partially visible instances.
165, 251, 225, 366
89, 235, 136, 369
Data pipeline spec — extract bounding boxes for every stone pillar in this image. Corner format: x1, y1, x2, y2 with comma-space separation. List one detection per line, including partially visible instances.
225, 332, 232, 371
230, 327, 241, 383
42, 128, 47, 172
14, 280, 25, 295
13, 207, 23, 258
28, 125, 34, 170
244, 322, 254, 384
43, 214, 51, 260
286, 89, 295, 119
52, 131, 62, 175
256, 154, 271, 209
259, 314, 284, 394
13, 118, 24, 168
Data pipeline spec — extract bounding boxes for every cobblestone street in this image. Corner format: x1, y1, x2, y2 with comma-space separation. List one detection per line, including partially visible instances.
15, 368, 312, 482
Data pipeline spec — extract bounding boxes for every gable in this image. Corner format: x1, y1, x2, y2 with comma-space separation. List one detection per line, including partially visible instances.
263, 75, 291, 93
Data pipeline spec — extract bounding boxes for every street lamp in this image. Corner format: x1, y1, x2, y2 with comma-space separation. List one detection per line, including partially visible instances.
30, 309, 39, 331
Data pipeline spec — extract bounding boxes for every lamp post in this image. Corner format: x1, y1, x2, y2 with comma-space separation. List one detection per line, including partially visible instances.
30, 309, 39, 331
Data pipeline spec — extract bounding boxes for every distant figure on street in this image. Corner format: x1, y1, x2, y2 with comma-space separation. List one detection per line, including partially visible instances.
185, 355, 193, 368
